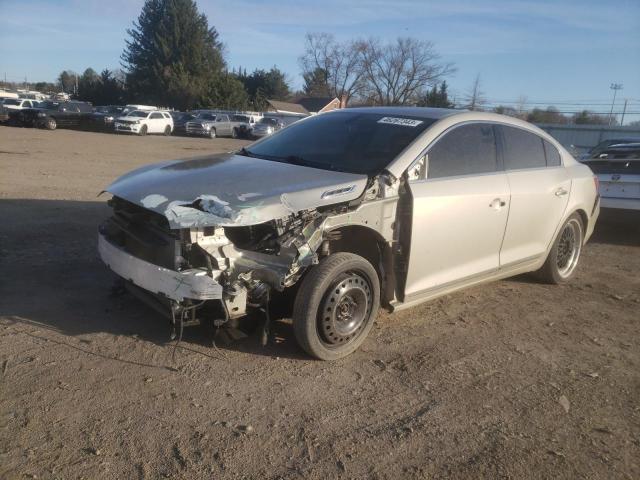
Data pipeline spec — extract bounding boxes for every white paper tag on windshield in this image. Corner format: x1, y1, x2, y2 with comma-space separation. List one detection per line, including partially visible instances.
377, 117, 423, 127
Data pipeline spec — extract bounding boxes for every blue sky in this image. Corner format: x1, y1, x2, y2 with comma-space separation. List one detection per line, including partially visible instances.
1, 0, 638, 119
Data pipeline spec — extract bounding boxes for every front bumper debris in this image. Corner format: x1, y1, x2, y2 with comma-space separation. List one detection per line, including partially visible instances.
98, 232, 223, 302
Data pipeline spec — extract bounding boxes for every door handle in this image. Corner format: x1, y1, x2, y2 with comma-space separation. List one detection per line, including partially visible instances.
555, 187, 568, 197
489, 198, 507, 209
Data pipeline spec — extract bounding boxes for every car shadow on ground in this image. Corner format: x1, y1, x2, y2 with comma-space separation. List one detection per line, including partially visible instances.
0, 198, 308, 362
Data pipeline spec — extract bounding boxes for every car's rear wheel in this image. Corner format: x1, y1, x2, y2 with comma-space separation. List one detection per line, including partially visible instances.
45, 117, 57, 130
209, 128, 216, 139
537, 213, 583, 284
164, 125, 171, 136
138, 124, 147, 136
292, 253, 380, 360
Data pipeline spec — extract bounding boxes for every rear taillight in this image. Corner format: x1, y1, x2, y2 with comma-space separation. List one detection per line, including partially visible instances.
593, 175, 599, 194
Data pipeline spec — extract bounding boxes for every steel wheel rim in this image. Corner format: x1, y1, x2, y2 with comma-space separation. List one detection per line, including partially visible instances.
319, 272, 372, 347
556, 219, 581, 278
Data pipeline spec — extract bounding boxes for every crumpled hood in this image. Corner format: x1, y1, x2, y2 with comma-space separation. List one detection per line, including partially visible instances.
105, 153, 368, 228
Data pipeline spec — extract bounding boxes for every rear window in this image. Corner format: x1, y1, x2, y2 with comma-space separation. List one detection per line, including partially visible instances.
243, 112, 435, 175
500, 125, 546, 170
427, 123, 498, 179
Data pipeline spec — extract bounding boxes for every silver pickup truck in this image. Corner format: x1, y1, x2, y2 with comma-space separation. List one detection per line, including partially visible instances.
185, 112, 242, 139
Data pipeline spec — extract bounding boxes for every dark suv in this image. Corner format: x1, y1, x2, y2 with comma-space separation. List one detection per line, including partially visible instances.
18, 100, 93, 130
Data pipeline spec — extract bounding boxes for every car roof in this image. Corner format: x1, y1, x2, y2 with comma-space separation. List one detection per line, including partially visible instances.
339, 106, 460, 120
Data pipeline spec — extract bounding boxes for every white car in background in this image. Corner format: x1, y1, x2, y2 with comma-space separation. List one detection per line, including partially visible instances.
114, 110, 173, 136
581, 143, 640, 210
1, 98, 40, 110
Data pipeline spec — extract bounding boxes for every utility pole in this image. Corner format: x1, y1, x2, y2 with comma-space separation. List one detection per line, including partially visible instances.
608, 83, 623, 125
620, 99, 628, 126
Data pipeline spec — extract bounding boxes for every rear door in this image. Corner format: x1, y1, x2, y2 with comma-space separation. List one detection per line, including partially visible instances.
148, 112, 164, 133
497, 125, 570, 266
404, 123, 510, 298
216, 114, 230, 136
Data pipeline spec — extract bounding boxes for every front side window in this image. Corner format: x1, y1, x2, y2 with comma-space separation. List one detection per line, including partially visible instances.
150, 112, 163, 119
426, 123, 498, 179
244, 111, 434, 175
500, 125, 546, 170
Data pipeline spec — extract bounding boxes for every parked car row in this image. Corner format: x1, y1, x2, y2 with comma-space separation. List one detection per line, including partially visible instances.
0, 98, 286, 140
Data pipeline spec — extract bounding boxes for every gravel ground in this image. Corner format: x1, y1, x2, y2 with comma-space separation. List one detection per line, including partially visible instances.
0, 126, 638, 479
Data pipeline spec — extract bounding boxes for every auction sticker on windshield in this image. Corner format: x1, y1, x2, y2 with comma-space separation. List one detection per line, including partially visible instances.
377, 117, 423, 127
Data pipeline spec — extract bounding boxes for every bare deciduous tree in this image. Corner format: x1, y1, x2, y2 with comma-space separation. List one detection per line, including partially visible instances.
358, 37, 455, 106
299, 33, 365, 105
464, 74, 486, 111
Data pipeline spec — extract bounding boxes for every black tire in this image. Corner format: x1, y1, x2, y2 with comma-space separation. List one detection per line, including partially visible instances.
45, 117, 57, 130
138, 124, 148, 136
164, 125, 171, 136
536, 213, 584, 284
292, 252, 380, 360
231, 127, 238, 139
209, 128, 216, 139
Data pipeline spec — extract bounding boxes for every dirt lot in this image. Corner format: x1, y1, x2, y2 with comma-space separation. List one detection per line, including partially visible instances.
0, 126, 638, 480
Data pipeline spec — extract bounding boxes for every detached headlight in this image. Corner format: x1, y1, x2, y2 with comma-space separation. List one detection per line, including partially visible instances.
133, 120, 140, 124
204, 124, 211, 130
37, 112, 46, 117
267, 127, 273, 133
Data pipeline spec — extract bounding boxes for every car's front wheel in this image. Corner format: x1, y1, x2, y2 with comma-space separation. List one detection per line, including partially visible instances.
292, 253, 380, 360
138, 124, 148, 136
209, 128, 216, 139
45, 117, 57, 130
537, 213, 583, 284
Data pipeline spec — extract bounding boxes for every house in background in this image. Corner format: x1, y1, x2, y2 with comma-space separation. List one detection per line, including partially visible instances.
265, 96, 342, 122
294, 96, 341, 114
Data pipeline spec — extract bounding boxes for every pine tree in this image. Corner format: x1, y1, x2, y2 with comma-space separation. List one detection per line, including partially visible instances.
121, 0, 226, 110
302, 68, 330, 97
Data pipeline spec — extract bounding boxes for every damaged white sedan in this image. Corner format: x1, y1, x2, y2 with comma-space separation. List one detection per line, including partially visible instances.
99, 107, 600, 360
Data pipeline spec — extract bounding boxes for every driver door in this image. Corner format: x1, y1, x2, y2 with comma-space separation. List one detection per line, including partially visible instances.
403, 123, 510, 298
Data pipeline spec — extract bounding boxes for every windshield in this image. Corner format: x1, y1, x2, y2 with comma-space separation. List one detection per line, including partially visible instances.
97, 106, 121, 114
39, 101, 58, 109
197, 113, 217, 121
172, 112, 193, 120
242, 111, 434, 175
127, 110, 148, 118
2, 99, 20, 105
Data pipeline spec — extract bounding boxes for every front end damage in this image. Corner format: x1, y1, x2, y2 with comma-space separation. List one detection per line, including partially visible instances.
98, 156, 407, 344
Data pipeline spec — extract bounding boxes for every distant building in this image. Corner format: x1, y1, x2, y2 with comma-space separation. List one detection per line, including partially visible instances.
294, 96, 341, 114
265, 97, 342, 116
265, 99, 310, 116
